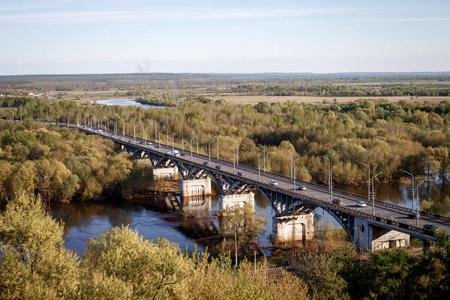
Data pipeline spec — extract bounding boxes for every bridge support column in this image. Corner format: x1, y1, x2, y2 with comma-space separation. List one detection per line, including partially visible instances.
152, 167, 178, 180
273, 213, 314, 242
221, 192, 255, 210
354, 217, 410, 251
180, 178, 212, 197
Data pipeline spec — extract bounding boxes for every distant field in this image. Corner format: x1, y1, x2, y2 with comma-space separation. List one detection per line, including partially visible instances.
46, 88, 450, 105
209, 95, 450, 105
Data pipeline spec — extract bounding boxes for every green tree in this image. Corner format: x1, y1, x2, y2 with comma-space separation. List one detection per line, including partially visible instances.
219, 203, 266, 258
0, 193, 80, 299
82, 225, 194, 299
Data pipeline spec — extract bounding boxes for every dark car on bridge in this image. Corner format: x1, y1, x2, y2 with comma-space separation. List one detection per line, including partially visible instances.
203, 162, 209, 166
215, 165, 222, 169
424, 224, 438, 231
237, 171, 245, 176
332, 198, 343, 205
408, 212, 421, 219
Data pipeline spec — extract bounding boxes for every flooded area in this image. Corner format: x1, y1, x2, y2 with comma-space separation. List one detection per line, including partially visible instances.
93, 98, 164, 109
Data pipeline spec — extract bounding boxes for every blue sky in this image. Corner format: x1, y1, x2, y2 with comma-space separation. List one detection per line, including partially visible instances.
1, 0, 449, 75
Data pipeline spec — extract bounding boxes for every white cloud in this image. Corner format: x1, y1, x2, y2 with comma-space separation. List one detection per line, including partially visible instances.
0, 8, 356, 24
353, 17, 450, 23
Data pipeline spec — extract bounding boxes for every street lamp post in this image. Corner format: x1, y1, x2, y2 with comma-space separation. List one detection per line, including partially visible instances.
216, 137, 219, 160
143, 124, 146, 144
403, 171, 415, 212
330, 163, 340, 202
230, 138, 239, 173
258, 150, 264, 181
416, 180, 425, 226
258, 145, 266, 173
372, 172, 382, 215
287, 150, 293, 180
172, 132, 180, 153
190, 134, 198, 162
133, 122, 136, 142
293, 157, 302, 190
208, 137, 217, 163
177, 130, 184, 151
158, 130, 166, 148
321, 156, 331, 190
361, 163, 371, 204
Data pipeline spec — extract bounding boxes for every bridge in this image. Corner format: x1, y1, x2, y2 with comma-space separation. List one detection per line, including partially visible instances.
73, 124, 449, 252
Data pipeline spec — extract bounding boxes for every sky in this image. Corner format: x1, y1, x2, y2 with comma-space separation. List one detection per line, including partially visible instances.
1, 0, 450, 75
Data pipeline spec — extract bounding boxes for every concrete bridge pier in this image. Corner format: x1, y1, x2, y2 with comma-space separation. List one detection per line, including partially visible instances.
273, 213, 314, 242
152, 167, 178, 180
353, 217, 410, 251
180, 178, 212, 197
221, 192, 255, 210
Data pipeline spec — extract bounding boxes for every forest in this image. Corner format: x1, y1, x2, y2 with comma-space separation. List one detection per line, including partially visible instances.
1, 92, 450, 298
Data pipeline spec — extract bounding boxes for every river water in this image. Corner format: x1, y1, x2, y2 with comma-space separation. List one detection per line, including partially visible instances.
52, 178, 447, 256
54, 99, 447, 255
93, 98, 163, 109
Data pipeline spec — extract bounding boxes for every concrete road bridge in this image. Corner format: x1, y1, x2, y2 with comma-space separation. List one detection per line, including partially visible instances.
74, 124, 450, 251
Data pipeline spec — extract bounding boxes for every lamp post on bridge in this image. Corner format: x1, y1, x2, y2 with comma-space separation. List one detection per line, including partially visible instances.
178, 129, 184, 151
293, 157, 302, 190
403, 171, 415, 212
258, 150, 265, 182
322, 156, 338, 202
372, 172, 382, 216
258, 144, 266, 173
172, 131, 180, 153
287, 150, 294, 180
330, 163, 340, 202
361, 163, 371, 204
190, 134, 198, 162
322, 155, 331, 194
158, 129, 166, 148
142, 124, 146, 144
208, 137, 217, 163
416, 180, 425, 227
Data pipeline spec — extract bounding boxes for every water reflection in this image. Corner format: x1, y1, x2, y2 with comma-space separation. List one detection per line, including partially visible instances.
50, 178, 449, 255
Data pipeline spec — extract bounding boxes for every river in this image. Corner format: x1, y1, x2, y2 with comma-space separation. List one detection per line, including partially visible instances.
93, 98, 164, 109
51, 178, 448, 256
